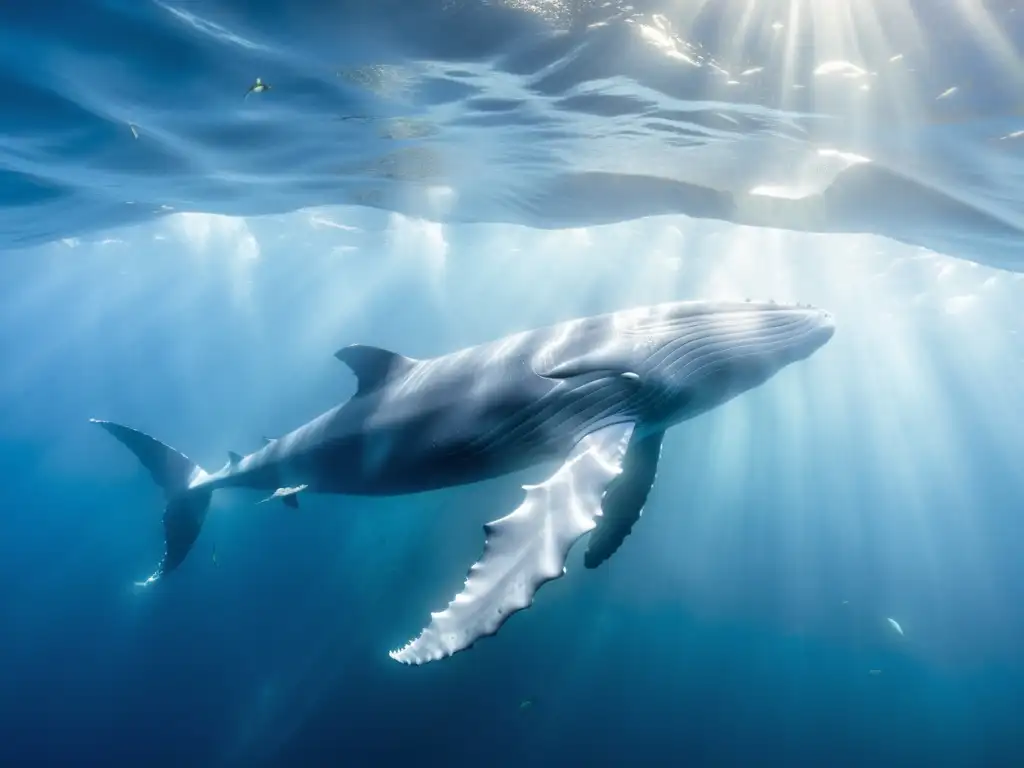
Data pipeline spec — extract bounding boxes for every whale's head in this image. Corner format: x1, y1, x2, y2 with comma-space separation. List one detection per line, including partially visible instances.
626, 299, 835, 425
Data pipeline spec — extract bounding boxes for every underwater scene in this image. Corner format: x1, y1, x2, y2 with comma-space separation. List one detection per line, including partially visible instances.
1, 1, 1023, 766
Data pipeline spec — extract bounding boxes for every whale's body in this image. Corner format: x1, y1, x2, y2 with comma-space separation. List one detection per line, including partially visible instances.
94, 299, 834, 664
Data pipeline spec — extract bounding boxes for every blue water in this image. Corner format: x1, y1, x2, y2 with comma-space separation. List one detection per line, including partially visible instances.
2, 0, 1024, 766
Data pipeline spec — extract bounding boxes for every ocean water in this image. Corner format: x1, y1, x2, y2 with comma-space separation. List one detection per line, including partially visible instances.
1, 1, 1023, 766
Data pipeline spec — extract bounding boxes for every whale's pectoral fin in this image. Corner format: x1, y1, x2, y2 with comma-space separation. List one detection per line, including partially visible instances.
584, 429, 664, 569
389, 422, 636, 666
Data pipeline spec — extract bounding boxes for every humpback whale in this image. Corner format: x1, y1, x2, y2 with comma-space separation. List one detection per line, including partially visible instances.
92, 299, 834, 664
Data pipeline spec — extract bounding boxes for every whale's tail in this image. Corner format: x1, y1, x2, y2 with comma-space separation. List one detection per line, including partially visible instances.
90, 419, 213, 587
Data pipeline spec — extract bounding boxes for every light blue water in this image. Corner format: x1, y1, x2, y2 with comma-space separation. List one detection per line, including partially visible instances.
1, 1, 1023, 767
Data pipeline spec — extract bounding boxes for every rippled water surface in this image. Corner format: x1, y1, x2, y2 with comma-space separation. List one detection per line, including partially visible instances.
3, 0, 1024, 268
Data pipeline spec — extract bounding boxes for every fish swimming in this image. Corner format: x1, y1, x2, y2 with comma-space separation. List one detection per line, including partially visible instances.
244, 77, 270, 98
92, 299, 835, 664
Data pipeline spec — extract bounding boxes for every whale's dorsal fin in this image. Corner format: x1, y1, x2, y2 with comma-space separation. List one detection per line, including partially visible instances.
227, 451, 243, 466
334, 344, 417, 396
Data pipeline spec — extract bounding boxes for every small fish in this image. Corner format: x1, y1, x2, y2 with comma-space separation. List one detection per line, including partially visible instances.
519, 698, 534, 711
212, 544, 218, 567
887, 617, 904, 636
129, 123, 139, 139
245, 77, 271, 99
868, 669, 882, 676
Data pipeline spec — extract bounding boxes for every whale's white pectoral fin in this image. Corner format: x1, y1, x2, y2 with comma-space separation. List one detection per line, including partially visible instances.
389, 422, 637, 666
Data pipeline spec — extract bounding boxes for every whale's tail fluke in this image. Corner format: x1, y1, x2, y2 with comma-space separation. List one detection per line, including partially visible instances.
90, 419, 213, 587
